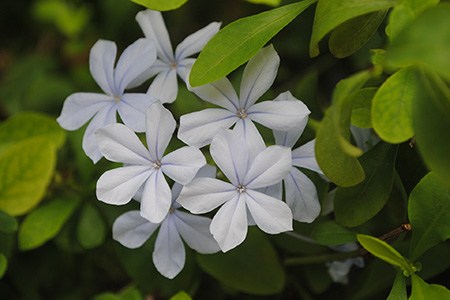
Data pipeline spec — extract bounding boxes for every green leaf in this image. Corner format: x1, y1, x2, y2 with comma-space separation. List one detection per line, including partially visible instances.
18, 197, 80, 251
315, 71, 371, 187
335, 142, 397, 227
387, 271, 407, 300
311, 220, 357, 245
0, 210, 18, 234
408, 172, 450, 261
77, 203, 106, 249
410, 274, 450, 300
357, 234, 415, 275
309, 0, 397, 57
329, 10, 387, 58
130, 0, 188, 11
372, 67, 420, 143
386, 4, 450, 82
351, 87, 377, 128
170, 291, 192, 300
246, 0, 281, 7
0, 254, 6, 279
196, 228, 285, 295
189, 0, 316, 87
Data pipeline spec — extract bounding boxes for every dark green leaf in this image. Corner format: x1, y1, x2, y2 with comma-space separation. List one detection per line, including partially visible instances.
196, 228, 285, 295
311, 220, 357, 245
351, 87, 377, 128
131, 0, 188, 11
0, 254, 6, 279
0, 210, 18, 234
408, 172, 450, 261
77, 203, 106, 249
387, 271, 407, 300
410, 274, 450, 300
189, 0, 316, 86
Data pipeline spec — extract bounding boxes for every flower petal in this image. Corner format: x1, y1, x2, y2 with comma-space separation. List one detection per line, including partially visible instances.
247, 100, 310, 131
140, 170, 172, 223
161, 146, 206, 185
96, 123, 152, 164
176, 58, 195, 82
177, 177, 236, 214
147, 68, 178, 103
153, 217, 185, 279
57, 93, 113, 130
178, 108, 237, 148
96, 166, 153, 205
210, 129, 249, 186
118, 93, 157, 132
188, 77, 239, 111
175, 22, 221, 60
135, 9, 174, 63
145, 102, 176, 160
258, 182, 283, 200
112, 210, 159, 248
244, 189, 292, 234
244, 145, 292, 189
114, 38, 157, 92
239, 45, 280, 109
174, 210, 220, 253
292, 139, 323, 175
284, 168, 320, 223
210, 195, 248, 252
89, 39, 117, 95
232, 118, 265, 162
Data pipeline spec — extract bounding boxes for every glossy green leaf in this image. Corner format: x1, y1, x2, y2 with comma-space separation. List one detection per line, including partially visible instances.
387, 271, 407, 300
408, 172, 450, 261
0, 254, 6, 279
130, 0, 188, 11
77, 203, 106, 249
196, 228, 285, 295
18, 198, 80, 251
315, 71, 371, 187
311, 220, 357, 245
372, 68, 420, 143
351, 87, 377, 128
310, 0, 397, 57
0, 210, 18, 234
329, 10, 387, 58
335, 142, 397, 227
189, 0, 316, 87
386, 4, 450, 82
357, 234, 415, 274
410, 274, 450, 300
246, 0, 281, 7
170, 291, 192, 300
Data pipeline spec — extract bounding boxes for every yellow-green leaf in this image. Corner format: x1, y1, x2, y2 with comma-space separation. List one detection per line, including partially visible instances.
246, 0, 281, 7
410, 274, 450, 300
0, 254, 6, 279
131, 0, 188, 11
351, 87, 377, 128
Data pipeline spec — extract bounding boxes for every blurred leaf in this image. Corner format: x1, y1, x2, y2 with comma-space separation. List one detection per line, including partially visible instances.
386, 4, 450, 82
246, 0, 281, 6
329, 10, 387, 58
170, 291, 192, 300
316, 71, 370, 187
410, 274, 450, 300
93, 294, 120, 300
310, 0, 396, 57
335, 142, 397, 227
197, 228, 285, 295
408, 172, 450, 261
294, 70, 322, 120
311, 220, 357, 245
189, 0, 316, 86
0, 211, 18, 234
18, 197, 80, 251
120, 285, 144, 300
387, 271, 407, 300
77, 203, 106, 249
0, 254, 6, 279
351, 87, 377, 128
131, 0, 188, 11
372, 68, 420, 143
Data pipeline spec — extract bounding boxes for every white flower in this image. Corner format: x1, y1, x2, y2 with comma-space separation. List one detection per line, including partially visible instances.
95, 102, 206, 223
112, 165, 220, 279
177, 129, 293, 252
326, 243, 364, 284
178, 45, 310, 148
135, 9, 221, 103
57, 38, 158, 163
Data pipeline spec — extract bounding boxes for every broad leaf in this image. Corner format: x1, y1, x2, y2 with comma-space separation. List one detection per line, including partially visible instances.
408, 172, 450, 261
386, 4, 450, 82
77, 203, 106, 249
334, 142, 397, 227
189, 0, 316, 86
196, 228, 285, 295
351, 87, 377, 128
329, 10, 387, 58
0, 210, 18, 234
311, 220, 357, 245
410, 274, 450, 300
246, 0, 281, 7
130, 0, 188, 11
18, 197, 80, 251
170, 291, 192, 300
0, 254, 6, 279
310, 0, 397, 57
372, 67, 420, 143
387, 271, 407, 300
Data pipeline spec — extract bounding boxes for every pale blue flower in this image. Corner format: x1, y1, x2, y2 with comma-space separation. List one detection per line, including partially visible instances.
327, 243, 364, 284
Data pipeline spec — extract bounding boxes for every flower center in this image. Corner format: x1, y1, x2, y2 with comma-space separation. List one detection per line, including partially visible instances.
153, 160, 162, 169
237, 184, 246, 194
236, 109, 247, 119
113, 95, 121, 103
170, 62, 178, 70
169, 206, 176, 214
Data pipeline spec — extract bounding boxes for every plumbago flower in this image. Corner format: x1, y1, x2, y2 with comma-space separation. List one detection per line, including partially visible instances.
178, 45, 310, 148
95, 101, 206, 223
177, 129, 293, 252
136, 9, 221, 103
57, 38, 157, 163
112, 165, 220, 279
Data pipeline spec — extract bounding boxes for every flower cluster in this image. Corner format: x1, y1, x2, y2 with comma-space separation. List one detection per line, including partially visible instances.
57, 9, 323, 279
